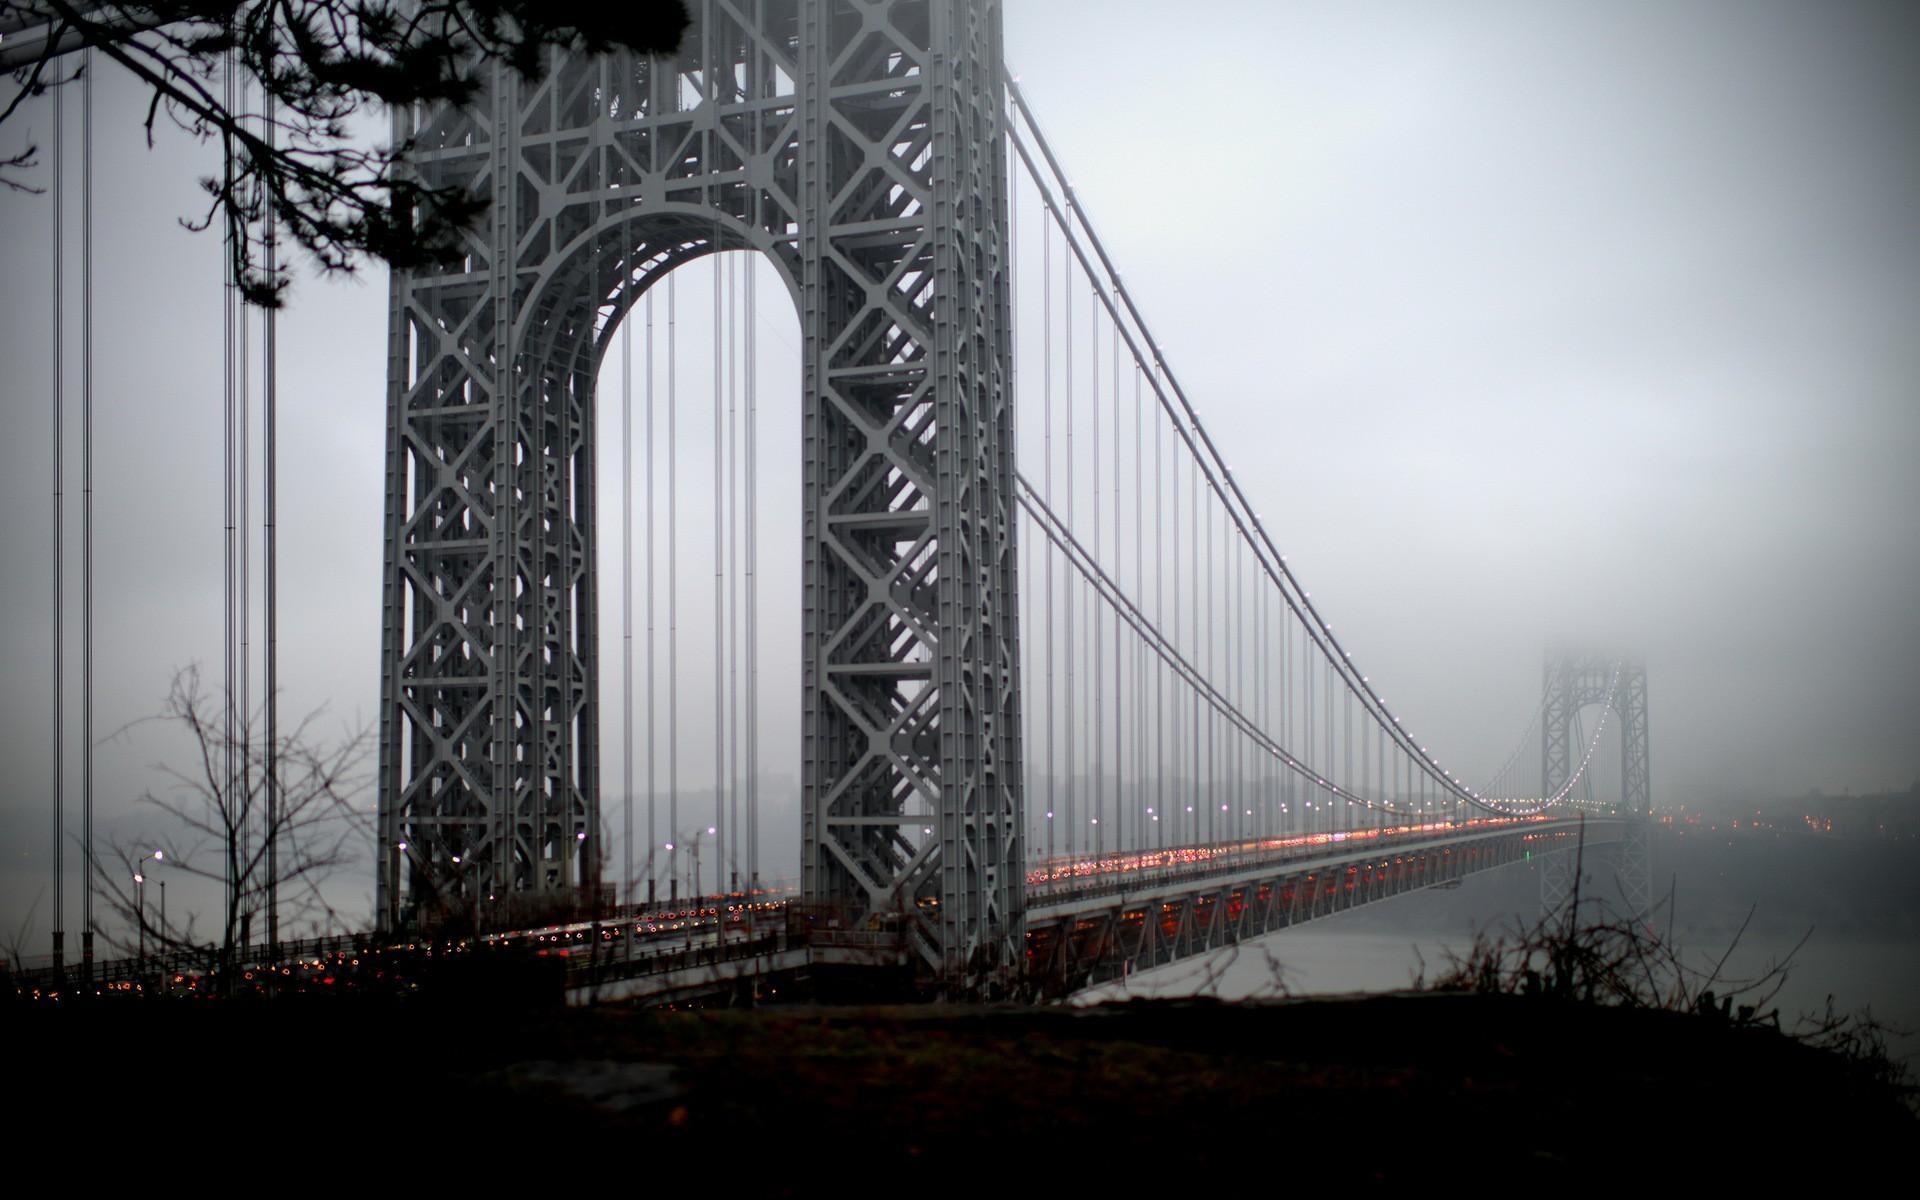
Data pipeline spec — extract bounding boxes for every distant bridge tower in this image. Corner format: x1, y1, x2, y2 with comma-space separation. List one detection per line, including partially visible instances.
1539, 651, 1653, 916
374, 0, 1025, 987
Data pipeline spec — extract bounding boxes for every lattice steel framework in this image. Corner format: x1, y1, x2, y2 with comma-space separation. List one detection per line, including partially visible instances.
376, 0, 1025, 985
1541, 651, 1653, 915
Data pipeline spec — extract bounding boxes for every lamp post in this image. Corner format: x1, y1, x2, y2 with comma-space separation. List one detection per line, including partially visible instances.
690, 826, 716, 900
448, 849, 474, 939
133, 868, 146, 973
664, 840, 677, 904
132, 849, 165, 981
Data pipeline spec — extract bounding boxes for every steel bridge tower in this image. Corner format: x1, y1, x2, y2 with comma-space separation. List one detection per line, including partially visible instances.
1539, 651, 1653, 916
375, 0, 1025, 987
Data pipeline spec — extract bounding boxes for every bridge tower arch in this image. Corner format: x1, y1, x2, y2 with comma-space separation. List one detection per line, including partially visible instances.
375, 0, 1026, 988
1539, 651, 1653, 915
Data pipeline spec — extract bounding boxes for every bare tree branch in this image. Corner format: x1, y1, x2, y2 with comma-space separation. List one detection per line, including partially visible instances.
1419, 865, 1912, 1109
87, 665, 372, 994
3, 1, 689, 304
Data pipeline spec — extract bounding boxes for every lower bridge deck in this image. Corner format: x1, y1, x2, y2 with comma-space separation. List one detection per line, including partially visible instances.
561, 816, 1625, 1004
1023, 816, 1620, 991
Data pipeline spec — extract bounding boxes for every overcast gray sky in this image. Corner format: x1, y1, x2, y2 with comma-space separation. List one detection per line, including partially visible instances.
3, 0, 1917, 948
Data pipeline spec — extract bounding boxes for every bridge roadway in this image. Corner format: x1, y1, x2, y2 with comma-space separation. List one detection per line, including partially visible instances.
562, 814, 1627, 1003
7, 816, 1623, 1002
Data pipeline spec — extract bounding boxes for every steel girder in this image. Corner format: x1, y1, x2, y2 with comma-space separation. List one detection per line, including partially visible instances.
377, 0, 1024, 983
1539, 842, 1576, 914
1537, 816, 1653, 920
795, 0, 1024, 989
1540, 651, 1653, 917
1027, 821, 1616, 994
1541, 651, 1651, 814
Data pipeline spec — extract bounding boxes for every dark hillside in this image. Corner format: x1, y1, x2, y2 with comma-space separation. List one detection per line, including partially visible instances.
12, 994, 1908, 1187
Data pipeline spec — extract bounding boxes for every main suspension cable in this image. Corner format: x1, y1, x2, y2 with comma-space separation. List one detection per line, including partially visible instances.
1007, 81, 1564, 816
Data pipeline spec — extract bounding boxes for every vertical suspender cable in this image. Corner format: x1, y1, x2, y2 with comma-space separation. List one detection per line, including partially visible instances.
645, 289, 657, 902
1131, 363, 1141, 850
1042, 214, 1054, 862
239, 69, 252, 941
667, 273, 678, 901
1236, 533, 1251, 833
1282, 599, 1297, 821
1209, 473, 1217, 838
711, 250, 724, 897
1227, 515, 1236, 838
1111, 320, 1122, 851
1283, 592, 1292, 829
222, 53, 238, 937
1320, 652, 1329, 824
81, 50, 95, 972
1256, 563, 1266, 835
1377, 692, 1386, 827
1303, 612, 1313, 829
727, 254, 739, 891
1278, 584, 1287, 830
1213, 495, 1223, 841
1153, 367, 1163, 850
1233, 535, 1243, 839
1255, 557, 1264, 834
1203, 456, 1213, 843
622, 289, 634, 907
51, 79, 65, 971
1189, 442, 1199, 843
1359, 676, 1367, 815
1325, 656, 1335, 824
232, 61, 253, 926
264, 84, 280, 951
1318, 616, 1326, 827
1281, 589, 1289, 826
1344, 668, 1353, 824
1063, 238, 1074, 860
1022, 519, 1034, 849
1226, 527, 1236, 837
744, 258, 758, 888
1159, 432, 1175, 840
1089, 297, 1100, 858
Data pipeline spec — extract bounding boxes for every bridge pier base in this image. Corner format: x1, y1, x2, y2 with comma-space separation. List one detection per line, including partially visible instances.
1538, 815, 1654, 921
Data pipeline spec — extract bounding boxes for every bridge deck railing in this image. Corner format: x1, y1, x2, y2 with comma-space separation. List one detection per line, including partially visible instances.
8, 931, 391, 994
1026, 816, 1604, 911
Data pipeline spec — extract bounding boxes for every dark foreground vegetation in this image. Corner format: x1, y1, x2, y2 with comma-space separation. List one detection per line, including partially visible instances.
10, 986, 1910, 1188
10, 837, 1911, 1184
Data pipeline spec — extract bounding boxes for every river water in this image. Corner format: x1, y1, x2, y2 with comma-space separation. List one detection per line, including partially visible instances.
1079, 826, 1920, 1064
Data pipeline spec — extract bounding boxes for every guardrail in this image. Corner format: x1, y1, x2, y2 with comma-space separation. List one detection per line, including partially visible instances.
564, 930, 802, 988
8, 931, 390, 996
1025, 816, 1612, 911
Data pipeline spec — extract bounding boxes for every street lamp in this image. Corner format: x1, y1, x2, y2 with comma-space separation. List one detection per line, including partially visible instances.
132, 849, 165, 977
690, 826, 716, 900
133, 868, 146, 972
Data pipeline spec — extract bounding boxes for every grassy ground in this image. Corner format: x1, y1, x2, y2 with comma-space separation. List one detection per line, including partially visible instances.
11, 990, 1909, 1186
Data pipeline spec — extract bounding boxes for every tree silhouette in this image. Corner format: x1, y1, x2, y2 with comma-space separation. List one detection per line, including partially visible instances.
1, 1, 689, 303
89, 666, 371, 993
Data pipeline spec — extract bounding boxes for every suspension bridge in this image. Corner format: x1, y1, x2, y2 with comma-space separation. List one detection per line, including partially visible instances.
13, 0, 1651, 1002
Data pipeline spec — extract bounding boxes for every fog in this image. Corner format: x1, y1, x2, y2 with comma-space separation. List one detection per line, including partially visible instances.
3, 0, 1917, 950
